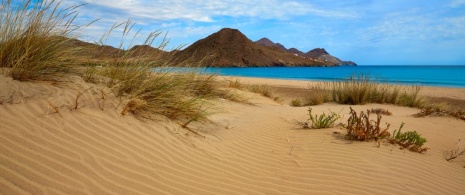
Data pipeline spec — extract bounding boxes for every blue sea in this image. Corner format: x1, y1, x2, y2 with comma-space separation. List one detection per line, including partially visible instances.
203, 66, 465, 88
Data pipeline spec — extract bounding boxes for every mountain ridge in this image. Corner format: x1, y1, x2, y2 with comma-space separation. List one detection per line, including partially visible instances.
171, 28, 330, 67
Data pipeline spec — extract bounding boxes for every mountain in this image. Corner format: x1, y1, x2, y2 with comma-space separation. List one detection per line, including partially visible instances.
305, 48, 356, 66
287, 48, 304, 55
172, 28, 327, 67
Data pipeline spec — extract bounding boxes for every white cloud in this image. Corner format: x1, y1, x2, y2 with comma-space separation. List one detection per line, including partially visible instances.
450, 0, 465, 7
73, 0, 357, 23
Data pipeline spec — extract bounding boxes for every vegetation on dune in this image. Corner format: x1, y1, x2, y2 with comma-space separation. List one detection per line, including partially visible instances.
339, 107, 428, 153
0, 0, 225, 129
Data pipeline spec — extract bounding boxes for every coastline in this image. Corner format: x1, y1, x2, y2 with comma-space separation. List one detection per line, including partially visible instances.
219, 76, 465, 109
1, 74, 465, 194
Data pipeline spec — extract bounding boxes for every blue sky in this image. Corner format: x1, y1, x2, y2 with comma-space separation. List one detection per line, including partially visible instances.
63, 0, 465, 65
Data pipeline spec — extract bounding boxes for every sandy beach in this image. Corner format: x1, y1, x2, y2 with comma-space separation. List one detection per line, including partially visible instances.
1, 75, 465, 194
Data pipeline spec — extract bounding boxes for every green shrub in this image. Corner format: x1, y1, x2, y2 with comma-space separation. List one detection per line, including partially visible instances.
389, 123, 428, 153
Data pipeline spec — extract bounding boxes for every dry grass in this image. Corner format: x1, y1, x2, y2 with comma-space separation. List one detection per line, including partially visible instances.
0, 0, 90, 81
246, 84, 273, 97
306, 74, 425, 108
82, 20, 216, 124
1, 1, 221, 126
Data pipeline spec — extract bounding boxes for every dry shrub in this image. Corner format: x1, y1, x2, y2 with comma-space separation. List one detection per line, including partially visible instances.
444, 139, 465, 161
345, 107, 390, 141
414, 106, 465, 121
370, 108, 392, 116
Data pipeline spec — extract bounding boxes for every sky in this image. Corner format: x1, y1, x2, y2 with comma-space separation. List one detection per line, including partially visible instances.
59, 0, 465, 65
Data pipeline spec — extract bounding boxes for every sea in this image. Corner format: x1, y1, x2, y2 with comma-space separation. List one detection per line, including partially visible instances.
202, 66, 465, 88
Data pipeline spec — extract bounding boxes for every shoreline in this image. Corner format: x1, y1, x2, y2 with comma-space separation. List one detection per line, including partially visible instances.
219, 76, 465, 110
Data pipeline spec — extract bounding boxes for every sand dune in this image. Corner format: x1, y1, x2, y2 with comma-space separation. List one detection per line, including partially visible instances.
1, 75, 465, 194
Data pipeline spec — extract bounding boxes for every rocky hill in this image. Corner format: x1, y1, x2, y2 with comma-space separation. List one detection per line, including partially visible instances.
255, 38, 356, 66
305, 48, 356, 66
171, 28, 328, 67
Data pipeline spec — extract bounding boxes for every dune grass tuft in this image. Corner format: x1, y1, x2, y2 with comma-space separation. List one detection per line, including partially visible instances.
306, 74, 424, 107
0, 0, 88, 81
90, 20, 219, 124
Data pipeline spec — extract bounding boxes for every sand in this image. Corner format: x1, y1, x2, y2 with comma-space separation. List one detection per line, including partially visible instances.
1, 75, 465, 194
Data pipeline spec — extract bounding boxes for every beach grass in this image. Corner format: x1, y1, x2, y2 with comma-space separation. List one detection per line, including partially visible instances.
306, 74, 425, 108
0, 0, 220, 126
0, 0, 88, 81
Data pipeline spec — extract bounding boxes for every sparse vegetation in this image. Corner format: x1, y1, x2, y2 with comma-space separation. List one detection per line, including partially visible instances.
344, 107, 391, 141
300, 108, 340, 129
389, 123, 428, 153
414, 106, 465, 121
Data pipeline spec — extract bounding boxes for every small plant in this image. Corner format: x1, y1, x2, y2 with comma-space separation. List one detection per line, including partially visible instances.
444, 139, 465, 161
345, 107, 390, 141
290, 99, 302, 107
301, 108, 340, 129
389, 123, 428, 153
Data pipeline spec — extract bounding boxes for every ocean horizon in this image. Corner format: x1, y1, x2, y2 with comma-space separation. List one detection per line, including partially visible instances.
203, 65, 465, 88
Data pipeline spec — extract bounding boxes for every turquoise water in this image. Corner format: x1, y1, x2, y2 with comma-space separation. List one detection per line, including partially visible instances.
204, 66, 465, 88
